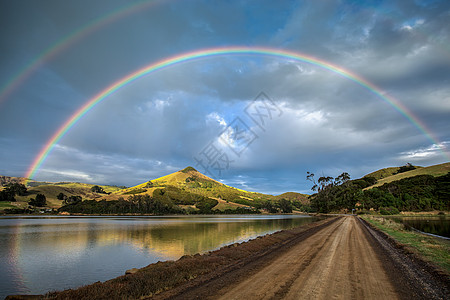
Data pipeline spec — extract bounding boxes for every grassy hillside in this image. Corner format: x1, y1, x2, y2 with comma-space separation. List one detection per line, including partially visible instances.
122, 167, 309, 208
368, 162, 450, 189
274, 192, 309, 205
364, 167, 401, 180
1, 177, 124, 210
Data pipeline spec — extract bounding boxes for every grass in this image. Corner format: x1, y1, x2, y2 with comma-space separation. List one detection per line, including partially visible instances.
368, 162, 450, 188
364, 167, 402, 180
0, 201, 16, 210
213, 199, 247, 210
361, 215, 450, 273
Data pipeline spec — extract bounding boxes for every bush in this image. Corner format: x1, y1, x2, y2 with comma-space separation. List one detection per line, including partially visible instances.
91, 185, 105, 194
57, 193, 66, 200
379, 206, 399, 215
29, 194, 46, 207
395, 163, 416, 174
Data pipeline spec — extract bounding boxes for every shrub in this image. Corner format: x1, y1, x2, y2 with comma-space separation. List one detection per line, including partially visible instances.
379, 206, 399, 215
57, 193, 66, 200
29, 194, 46, 207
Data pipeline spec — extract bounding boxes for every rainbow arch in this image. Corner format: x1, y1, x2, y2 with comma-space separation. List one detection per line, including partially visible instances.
25, 46, 450, 180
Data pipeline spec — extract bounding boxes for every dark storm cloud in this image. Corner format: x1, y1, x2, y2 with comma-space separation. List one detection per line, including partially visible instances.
0, 0, 449, 193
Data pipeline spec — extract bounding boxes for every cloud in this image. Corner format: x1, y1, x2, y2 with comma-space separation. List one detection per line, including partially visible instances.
398, 141, 450, 163
1, 0, 449, 194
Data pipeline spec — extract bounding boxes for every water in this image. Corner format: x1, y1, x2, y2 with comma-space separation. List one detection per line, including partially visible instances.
389, 216, 450, 238
0, 214, 317, 298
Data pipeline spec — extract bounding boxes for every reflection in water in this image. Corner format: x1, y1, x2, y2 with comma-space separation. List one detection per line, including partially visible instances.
0, 215, 317, 297
390, 216, 450, 238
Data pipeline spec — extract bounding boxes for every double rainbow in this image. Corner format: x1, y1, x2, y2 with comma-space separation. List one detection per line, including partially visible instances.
25, 46, 449, 180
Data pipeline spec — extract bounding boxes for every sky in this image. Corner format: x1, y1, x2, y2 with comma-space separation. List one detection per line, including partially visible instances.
0, 0, 449, 195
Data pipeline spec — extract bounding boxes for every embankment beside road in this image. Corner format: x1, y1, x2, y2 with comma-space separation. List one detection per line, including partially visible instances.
39, 218, 337, 300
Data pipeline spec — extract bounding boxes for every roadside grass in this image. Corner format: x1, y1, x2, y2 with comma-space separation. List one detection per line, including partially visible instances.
361, 215, 450, 273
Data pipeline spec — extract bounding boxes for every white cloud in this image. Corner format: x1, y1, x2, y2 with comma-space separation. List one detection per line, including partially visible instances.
398, 141, 450, 161
38, 169, 94, 182
206, 112, 227, 127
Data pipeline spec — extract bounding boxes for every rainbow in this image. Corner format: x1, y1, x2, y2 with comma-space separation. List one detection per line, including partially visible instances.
0, 0, 165, 105
25, 46, 450, 180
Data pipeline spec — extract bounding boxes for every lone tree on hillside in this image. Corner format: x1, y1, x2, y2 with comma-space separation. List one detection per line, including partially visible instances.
396, 163, 416, 174
57, 192, 67, 200
91, 185, 105, 194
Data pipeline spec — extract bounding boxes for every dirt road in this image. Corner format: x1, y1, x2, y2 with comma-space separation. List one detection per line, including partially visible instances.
158, 216, 448, 300
215, 216, 397, 299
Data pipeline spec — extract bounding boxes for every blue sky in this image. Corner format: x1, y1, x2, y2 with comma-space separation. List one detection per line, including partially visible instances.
0, 0, 449, 195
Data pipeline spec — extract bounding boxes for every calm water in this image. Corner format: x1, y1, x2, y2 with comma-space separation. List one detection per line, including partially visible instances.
0, 214, 317, 298
389, 216, 450, 238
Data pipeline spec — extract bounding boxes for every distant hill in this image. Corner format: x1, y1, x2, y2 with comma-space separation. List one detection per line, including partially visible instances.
274, 192, 309, 205
121, 166, 309, 205
118, 167, 266, 205
1, 177, 124, 209
366, 162, 450, 189
0, 167, 310, 214
0, 175, 29, 186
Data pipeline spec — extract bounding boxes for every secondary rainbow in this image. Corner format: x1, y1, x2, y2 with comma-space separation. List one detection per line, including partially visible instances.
0, 0, 164, 105
25, 46, 450, 180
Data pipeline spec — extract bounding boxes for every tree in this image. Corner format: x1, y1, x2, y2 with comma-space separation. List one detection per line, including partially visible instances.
306, 172, 318, 191
64, 195, 82, 205
277, 199, 293, 213
396, 163, 416, 174
262, 200, 278, 213
0, 190, 15, 202
307, 171, 353, 213
91, 185, 105, 193
29, 194, 46, 207
4, 183, 27, 197
57, 192, 66, 200
335, 172, 350, 185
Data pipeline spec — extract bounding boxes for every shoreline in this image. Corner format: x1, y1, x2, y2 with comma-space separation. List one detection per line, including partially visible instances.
7, 217, 335, 300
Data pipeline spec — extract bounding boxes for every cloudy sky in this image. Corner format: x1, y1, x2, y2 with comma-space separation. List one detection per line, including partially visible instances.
1, 0, 449, 194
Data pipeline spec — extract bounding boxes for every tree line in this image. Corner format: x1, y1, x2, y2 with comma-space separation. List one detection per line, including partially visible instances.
307, 169, 450, 213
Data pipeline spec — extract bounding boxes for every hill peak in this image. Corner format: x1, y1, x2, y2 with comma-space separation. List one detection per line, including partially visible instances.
180, 166, 198, 173
148, 166, 221, 187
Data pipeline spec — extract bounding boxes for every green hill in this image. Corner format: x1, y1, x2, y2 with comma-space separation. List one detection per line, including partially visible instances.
120, 167, 265, 205
367, 162, 450, 189
274, 192, 309, 205
364, 167, 402, 180
123, 167, 309, 206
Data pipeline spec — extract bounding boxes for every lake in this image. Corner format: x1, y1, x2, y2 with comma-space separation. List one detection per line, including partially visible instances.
0, 214, 317, 298
389, 215, 450, 238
